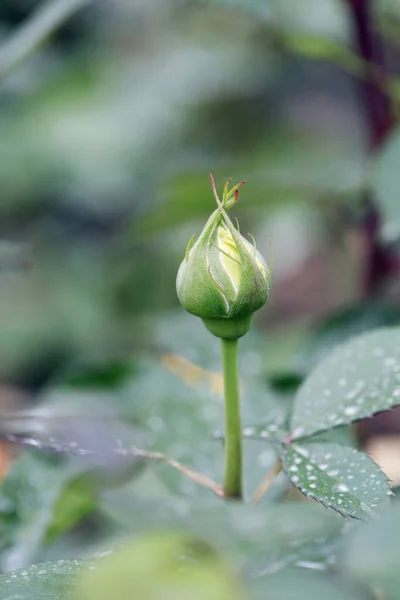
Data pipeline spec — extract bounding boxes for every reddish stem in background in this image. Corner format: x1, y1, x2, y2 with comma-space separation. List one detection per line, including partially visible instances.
345, 0, 395, 295
346, 0, 394, 149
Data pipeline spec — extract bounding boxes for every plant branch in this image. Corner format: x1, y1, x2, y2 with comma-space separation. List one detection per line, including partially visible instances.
344, 0, 395, 296
345, 0, 394, 149
249, 460, 282, 504
136, 449, 224, 498
221, 338, 243, 499
0, 0, 93, 79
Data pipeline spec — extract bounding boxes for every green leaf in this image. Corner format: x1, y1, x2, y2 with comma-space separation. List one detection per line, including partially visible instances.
0, 559, 90, 600
0, 455, 92, 571
100, 494, 343, 575
44, 474, 97, 544
345, 502, 400, 598
0, 449, 111, 571
185, 0, 270, 18
282, 443, 392, 519
300, 302, 400, 374
291, 327, 400, 439
76, 531, 244, 600
250, 570, 366, 600
61, 361, 135, 390
371, 125, 400, 225
279, 32, 364, 76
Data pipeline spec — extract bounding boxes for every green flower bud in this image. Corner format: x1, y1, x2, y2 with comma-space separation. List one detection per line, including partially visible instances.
176, 173, 271, 340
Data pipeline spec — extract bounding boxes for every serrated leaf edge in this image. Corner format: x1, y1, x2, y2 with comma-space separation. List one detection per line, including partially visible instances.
281, 442, 393, 521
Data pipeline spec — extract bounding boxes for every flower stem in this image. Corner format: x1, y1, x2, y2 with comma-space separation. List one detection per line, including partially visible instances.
221, 337, 243, 499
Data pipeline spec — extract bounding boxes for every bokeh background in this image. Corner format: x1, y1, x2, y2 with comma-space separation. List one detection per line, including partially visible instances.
1, 1, 400, 381
1, 0, 399, 378
2, 0, 400, 564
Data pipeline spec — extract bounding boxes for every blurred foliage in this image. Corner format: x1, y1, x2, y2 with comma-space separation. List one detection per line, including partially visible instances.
76, 531, 245, 600
1, 0, 400, 599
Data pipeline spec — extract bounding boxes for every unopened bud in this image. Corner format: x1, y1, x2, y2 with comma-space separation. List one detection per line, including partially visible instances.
176, 174, 270, 340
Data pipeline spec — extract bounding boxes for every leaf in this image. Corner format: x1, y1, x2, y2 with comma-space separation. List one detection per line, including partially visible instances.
0, 454, 91, 571
116, 316, 284, 497
100, 493, 344, 575
0, 559, 91, 600
62, 361, 135, 390
291, 327, 400, 439
76, 531, 244, 600
371, 125, 400, 225
250, 570, 366, 600
0, 451, 110, 571
279, 32, 364, 76
187, 0, 270, 18
44, 474, 97, 544
299, 302, 400, 375
345, 501, 400, 598
282, 443, 392, 519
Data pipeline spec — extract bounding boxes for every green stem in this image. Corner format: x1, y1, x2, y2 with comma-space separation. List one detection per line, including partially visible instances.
221, 337, 243, 499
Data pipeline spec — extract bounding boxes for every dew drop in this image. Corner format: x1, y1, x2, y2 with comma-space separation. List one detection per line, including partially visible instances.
344, 406, 358, 417
296, 447, 310, 458
328, 470, 339, 477
334, 483, 349, 493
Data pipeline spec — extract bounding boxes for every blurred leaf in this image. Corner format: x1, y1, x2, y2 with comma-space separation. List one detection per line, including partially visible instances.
250, 570, 366, 600
282, 443, 391, 519
279, 32, 364, 76
268, 372, 303, 395
0, 448, 112, 571
189, 0, 270, 18
0, 0, 92, 79
76, 531, 244, 600
0, 454, 86, 570
44, 474, 97, 544
299, 302, 400, 374
0, 558, 90, 600
100, 494, 344, 575
136, 141, 363, 238
291, 328, 400, 439
61, 361, 136, 390
345, 502, 400, 598
372, 125, 400, 225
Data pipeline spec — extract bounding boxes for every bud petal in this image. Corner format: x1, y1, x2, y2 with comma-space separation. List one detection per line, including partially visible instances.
176, 174, 270, 339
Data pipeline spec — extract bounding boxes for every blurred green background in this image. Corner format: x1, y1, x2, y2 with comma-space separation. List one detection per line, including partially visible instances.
2, 0, 400, 586
1, 0, 400, 421
0, 1, 381, 385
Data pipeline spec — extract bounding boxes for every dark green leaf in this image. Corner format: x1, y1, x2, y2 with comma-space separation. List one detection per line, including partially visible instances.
291, 327, 400, 439
282, 443, 392, 519
0, 559, 91, 600
61, 361, 135, 390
